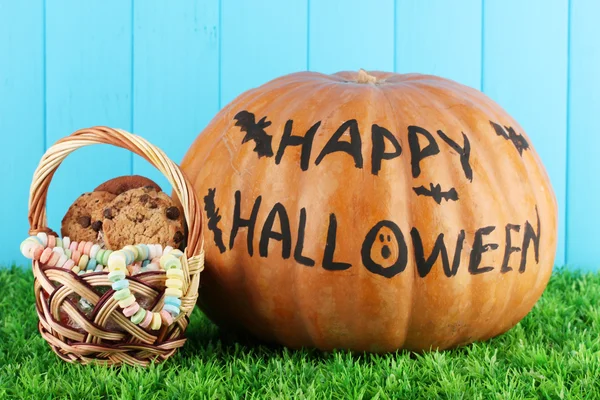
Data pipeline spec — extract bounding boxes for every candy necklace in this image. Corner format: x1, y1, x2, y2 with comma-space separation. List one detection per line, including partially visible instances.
21, 232, 185, 330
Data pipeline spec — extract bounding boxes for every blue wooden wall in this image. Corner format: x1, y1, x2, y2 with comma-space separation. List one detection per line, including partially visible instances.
0, 0, 597, 270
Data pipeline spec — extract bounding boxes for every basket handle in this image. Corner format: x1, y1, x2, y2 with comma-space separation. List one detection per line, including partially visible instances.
27, 126, 204, 258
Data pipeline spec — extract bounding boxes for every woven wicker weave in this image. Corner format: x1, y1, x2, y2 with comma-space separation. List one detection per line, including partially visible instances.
27, 126, 204, 366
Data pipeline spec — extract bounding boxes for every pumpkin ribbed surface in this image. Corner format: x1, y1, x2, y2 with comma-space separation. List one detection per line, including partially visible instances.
181, 70, 557, 352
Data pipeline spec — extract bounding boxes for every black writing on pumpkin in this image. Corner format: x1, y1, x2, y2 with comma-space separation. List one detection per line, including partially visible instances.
489, 121, 530, 156
413, 184, 459, 204
233, 111, 473, 185
204, 188, 542, 279
204, 188, 226, 253
234, 111, 274, 158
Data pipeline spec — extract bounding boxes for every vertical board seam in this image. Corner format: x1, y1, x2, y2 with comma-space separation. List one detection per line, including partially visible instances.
43, 0, 47, 151
306, 0, 310, 70
218, 0, 222, 109
480, 0, 485, 92
564, 0, 572, 265
393, 0, 397, 72
130, 0, 134, 174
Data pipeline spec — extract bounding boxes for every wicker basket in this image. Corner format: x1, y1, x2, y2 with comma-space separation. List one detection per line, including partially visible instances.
27, 126, 204, 366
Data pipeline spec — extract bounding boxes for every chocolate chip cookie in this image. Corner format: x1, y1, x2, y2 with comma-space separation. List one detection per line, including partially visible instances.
102, 186, 185, 250
94, 175, 162, 196
61, 191, 116, 243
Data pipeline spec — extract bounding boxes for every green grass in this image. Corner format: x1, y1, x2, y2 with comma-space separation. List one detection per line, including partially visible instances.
0, 266, 599, 400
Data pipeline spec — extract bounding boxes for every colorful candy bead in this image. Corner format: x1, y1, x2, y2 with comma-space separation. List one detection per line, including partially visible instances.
159, 254, 181, 270
86, 258, 97, 271
36, 232, 48, 247
32, 246, 44, 261
123, 302, 140, 317
78, 254, 89, 270
90, 244, 100, 259
165, 288, 182, 298
163, 304, 180, 317
145, 263, 159, 272
166, 278, 183, 289
150, 312, 162, 330
71, 250, 81, 264
108, 270, 125, 282
108, 251, 127, 272
48, 251, 60, 267
138, 244, 149, 260
20, 234, 186, 330
114, 288, 131, 301
112, 279, 129, 291
123, 245, 138, 260
164, 296, 181, 308
139, 310, 154, 328
47, 234, 56, 249
63, 259, 75, 270
40, 248, 53, 264
170, 249, 184, 258
56, 254, 68, 268
163, 246, 174, 255
95, 249, 105, 264
160, 310, 174, 326
131, 308, 146, 324
118, 294, 136, 308
102, 250, 112, 266
166, 268, 184, 280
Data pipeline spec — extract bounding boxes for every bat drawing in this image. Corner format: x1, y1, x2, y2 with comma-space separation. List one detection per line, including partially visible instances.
203, 188, 226, 253
413, 183, 459, 204
234, 110, 274, 158
489, 121, 530, 156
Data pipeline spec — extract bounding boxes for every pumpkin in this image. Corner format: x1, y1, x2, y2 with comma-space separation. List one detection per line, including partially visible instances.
180, 69, 557, 352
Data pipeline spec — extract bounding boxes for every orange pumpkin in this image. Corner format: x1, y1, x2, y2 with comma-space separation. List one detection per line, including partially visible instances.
180, 70, 557, 352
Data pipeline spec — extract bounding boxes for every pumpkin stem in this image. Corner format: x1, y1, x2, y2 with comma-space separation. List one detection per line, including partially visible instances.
356, 69, 378, 84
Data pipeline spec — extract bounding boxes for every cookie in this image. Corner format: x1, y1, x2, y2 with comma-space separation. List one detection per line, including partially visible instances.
102, 187, 185, 250
61, 191, 116, 243
94, 175, 162, 196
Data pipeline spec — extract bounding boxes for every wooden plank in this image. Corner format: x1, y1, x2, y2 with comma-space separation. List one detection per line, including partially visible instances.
133, 0, 220, 192
567, 0, 600, 271
45, 0, 133, 233
0, 1, 45, 265
396, 0, 482, 89
309, 0, 394, 73
220, 0, 307, 106
483, 0, 568, 266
